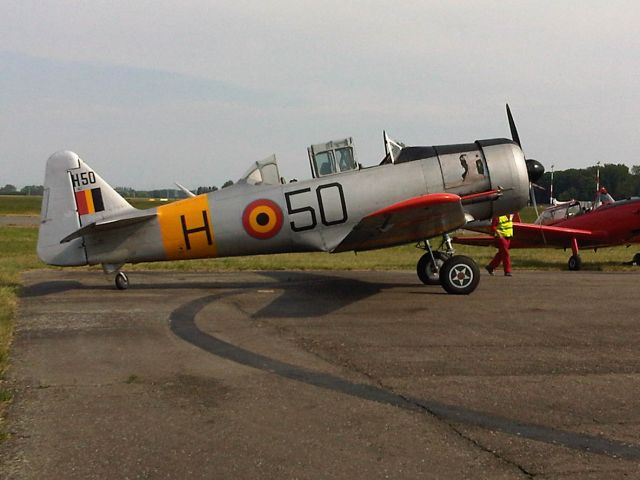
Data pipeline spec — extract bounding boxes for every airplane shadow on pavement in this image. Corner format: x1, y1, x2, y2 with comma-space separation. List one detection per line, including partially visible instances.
167, 274, 640, 462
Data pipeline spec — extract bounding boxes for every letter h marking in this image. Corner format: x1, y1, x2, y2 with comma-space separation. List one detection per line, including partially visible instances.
180, 210, 213, 250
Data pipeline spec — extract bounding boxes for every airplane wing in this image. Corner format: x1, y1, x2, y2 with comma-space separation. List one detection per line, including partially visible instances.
60, 212, 157, 243
332, 192, 466, 252
454, 222, 603, 249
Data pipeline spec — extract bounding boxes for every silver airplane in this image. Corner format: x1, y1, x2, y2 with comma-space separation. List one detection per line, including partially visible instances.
37, 106, 542, 294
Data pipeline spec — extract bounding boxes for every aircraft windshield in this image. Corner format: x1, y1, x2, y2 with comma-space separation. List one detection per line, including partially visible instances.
593, 188, 615, 208
239, 155, 281, 185
308, 137, 358, 177
535, 201, 583, 225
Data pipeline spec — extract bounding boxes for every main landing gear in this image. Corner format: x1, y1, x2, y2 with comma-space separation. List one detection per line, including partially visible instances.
565, 241, 640, 270
568, 255, 582, 271
416, 236, 480, 295
567, 238, 582, 271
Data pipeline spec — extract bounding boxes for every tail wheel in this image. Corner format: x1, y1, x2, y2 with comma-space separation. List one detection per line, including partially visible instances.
439, 255, 480, 295
633, 253, 640, 266
115, 272, 129, 290
568, 255, 582, 271
417, 251, 449, 285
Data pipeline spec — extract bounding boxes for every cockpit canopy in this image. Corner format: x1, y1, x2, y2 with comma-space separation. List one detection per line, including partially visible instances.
534, 188, 616, 226
239, 154, 281, 185
593, 187, 615, 209
308, 137, 358, 178
535, 201, 585, 225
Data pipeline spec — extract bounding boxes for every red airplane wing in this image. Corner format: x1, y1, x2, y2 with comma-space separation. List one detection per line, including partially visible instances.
332, 192, 466, 252
454, 222, 604, 249
509, 222, 601, 248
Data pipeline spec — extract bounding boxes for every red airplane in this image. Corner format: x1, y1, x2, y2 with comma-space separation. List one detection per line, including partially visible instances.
453, 188, 640, 270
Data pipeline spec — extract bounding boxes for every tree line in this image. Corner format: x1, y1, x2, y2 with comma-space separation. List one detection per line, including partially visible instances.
534, 164, 640, 204
0, 184, 45, 195
0, 181, 235, 198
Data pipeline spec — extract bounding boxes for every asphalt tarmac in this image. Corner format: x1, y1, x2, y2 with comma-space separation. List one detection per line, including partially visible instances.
2, 269, 640, 479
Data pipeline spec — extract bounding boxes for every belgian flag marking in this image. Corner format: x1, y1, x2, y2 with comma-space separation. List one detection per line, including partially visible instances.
242, 199, 283, 239
75, 188, 105, 215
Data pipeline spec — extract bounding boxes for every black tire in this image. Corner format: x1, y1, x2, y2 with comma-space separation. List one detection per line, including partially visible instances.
439, 255, 480, 295
568, 255, 582, 271
417, 251, 449, 285
633, 253, 640, 266
115, 272, 129, 290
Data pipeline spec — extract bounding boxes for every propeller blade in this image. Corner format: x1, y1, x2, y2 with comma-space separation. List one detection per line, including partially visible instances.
505, 104, 545, 186
529, 182, 540, 218
506, 103, 522, 149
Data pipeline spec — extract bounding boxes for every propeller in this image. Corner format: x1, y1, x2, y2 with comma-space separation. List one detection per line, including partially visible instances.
506, 104, 545, 215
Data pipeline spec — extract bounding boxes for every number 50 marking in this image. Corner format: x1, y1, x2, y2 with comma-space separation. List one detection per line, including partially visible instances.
285, 183, 348, 232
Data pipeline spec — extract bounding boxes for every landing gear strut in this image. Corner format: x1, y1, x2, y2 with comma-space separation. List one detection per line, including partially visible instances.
417, 250, 449, 285
568, 237, 582, 271
416, 236, 454, 285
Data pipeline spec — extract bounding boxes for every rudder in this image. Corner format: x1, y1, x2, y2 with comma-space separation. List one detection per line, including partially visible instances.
37, 150, 135, 266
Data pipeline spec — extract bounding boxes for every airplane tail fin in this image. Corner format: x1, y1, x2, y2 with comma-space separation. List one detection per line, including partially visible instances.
37, 150, 136, 266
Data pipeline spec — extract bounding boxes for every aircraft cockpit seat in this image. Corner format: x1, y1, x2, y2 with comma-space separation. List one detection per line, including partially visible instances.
320, 163, 333, 176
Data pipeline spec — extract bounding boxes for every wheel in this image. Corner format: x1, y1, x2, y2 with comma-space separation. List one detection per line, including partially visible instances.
439, 255, 480, 295
417, 251, 449, 285
568, 255, 582, 271
633, 253, 640, 266
115, 272, 129, 290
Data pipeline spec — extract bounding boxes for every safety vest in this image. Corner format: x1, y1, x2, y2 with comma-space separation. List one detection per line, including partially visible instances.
496, 215, 513, 238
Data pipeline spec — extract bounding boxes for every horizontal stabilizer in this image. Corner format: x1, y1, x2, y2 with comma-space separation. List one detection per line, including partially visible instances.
60, 212, 156, 243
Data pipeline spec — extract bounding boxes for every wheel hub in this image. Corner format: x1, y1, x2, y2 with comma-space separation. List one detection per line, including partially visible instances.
450, 265, 473, 287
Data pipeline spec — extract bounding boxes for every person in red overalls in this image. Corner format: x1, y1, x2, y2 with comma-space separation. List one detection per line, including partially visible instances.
485, 214, 513, 276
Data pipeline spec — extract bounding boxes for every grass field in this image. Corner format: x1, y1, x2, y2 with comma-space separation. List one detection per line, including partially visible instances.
1, 198, 639, 437
0, 195, 167, 214
0, 226, 47, 436
0, 196, 43, 215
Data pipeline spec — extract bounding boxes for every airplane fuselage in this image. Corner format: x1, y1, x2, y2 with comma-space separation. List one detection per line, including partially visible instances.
66, 139, 528, 267
537, 198, 640, 249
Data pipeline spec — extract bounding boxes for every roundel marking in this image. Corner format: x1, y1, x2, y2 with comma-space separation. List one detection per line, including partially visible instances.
242, 199, 284, 239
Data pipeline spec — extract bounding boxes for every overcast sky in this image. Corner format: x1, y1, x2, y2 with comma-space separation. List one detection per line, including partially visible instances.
1, 1, 639, 189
